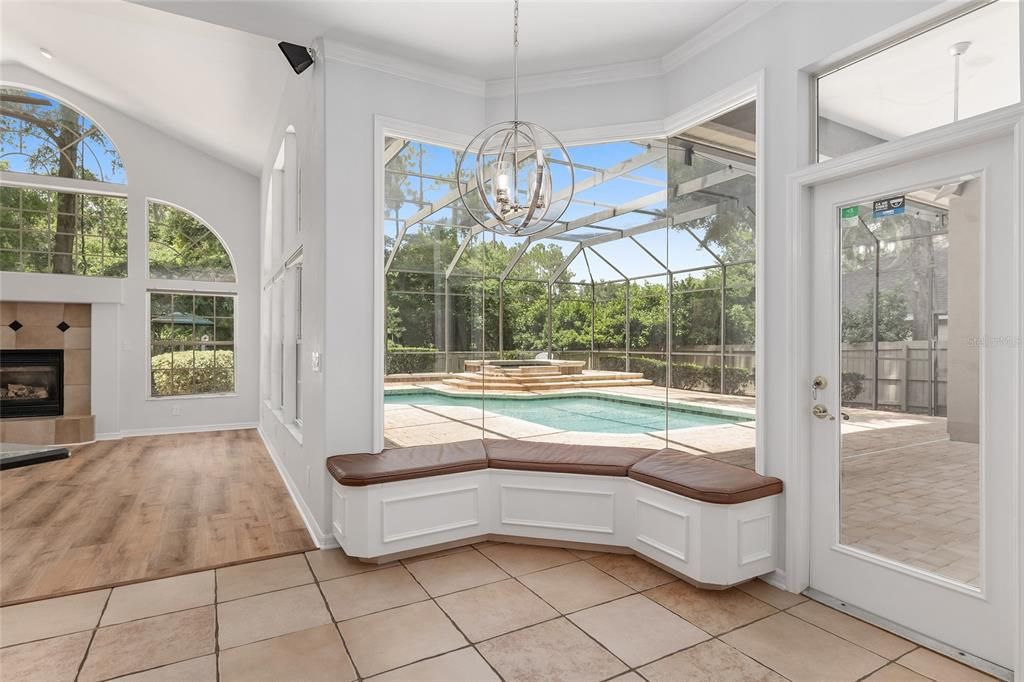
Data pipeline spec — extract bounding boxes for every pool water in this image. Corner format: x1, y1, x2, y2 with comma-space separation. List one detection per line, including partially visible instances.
384, 391, 745, 434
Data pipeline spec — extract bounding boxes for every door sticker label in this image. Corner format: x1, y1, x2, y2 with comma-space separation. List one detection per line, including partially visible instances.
872, 195, 905, 218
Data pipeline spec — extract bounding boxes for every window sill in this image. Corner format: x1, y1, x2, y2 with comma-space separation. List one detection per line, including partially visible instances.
264, 404, 302, 445
285, 422, 303, 446
148, 392, 239, 401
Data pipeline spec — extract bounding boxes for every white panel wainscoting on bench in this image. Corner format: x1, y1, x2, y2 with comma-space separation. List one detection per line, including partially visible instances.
331, 469, 779, 588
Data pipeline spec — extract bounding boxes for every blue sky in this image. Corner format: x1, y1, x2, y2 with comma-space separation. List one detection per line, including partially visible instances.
0, 89, 126, 184
387, 137, 729, 281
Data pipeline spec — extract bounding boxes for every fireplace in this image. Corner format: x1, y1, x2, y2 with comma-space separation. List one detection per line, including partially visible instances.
0, 349, 64, 419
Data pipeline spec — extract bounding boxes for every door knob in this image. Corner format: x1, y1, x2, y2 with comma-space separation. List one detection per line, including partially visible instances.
813, 404, 851, 421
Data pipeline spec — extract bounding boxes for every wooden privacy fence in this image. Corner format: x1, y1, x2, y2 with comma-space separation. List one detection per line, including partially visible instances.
841, 340, 946, 415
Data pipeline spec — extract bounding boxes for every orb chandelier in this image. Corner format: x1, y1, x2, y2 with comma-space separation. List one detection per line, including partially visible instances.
457, 0, 574, 237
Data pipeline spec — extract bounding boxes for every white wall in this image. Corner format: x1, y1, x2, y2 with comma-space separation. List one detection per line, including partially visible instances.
655, 0, 947, 571
258, 39, 330, 543
258, 49, 487, 543
261, 0, 965, 547
0, 63, 260, 437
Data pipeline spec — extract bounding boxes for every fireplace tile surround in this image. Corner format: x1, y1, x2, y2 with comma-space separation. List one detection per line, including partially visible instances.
0, 302, 94, 445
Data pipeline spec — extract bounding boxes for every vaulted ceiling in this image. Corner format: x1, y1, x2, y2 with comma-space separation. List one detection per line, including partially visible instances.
1, 1, 290, 175
2, 1, 765, 175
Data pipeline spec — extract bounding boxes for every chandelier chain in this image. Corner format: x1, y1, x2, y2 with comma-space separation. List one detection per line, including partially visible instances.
513, 0, 519, 123
512, 0, 520, 195
455, 0, 574, 237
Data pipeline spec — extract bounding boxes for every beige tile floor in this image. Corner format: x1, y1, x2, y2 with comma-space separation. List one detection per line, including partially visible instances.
0, 542, 995, 682
386, 390, 980, 588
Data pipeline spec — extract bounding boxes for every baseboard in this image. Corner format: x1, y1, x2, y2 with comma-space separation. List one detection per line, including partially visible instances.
256, 424, 335, 549
759, 568, 787, 591
96, 422, 259, 440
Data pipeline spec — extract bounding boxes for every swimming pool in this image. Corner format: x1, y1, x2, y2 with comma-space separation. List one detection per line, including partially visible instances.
384, 390, 747, 434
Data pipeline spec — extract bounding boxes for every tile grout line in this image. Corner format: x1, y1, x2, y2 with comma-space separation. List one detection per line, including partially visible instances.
303, 551, 365, 682
781, 597, 930, 672
385, 546, 508, 681
73, 588, 111, 682
213, 569, 220, 682
491, 556, 798, 682
215, 577, 318, 606
79, 607, 219, 682
501, 555, 638, 675
415, 546, 747, 679
6, 546, 960, 682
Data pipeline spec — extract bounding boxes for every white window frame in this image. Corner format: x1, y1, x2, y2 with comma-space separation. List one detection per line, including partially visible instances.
261, 126, 303, 440
812, 0, 1021, 163
292, 254, 304, 428
146, 288, 238, 400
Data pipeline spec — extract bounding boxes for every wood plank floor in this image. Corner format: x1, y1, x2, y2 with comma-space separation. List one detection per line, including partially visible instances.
0, 429, 314, 605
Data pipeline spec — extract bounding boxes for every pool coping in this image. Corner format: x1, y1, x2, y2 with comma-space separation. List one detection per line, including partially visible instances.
383, 384, 755, 422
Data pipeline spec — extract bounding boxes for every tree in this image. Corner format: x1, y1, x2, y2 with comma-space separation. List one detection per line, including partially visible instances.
841, 289, 913, 344
148, 203, 234, 282
1, 88, 126, 276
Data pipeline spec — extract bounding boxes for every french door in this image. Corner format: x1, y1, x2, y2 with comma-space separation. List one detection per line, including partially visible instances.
807, 129, 1019, 670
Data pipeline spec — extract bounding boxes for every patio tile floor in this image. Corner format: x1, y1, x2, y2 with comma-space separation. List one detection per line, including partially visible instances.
0, 543, 996, 681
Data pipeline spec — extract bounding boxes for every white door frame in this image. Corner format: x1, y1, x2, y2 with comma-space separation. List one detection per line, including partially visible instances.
784, 103, 1024, 674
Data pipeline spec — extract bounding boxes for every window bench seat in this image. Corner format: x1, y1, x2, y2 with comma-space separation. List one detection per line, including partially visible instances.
326, 439, 782, 588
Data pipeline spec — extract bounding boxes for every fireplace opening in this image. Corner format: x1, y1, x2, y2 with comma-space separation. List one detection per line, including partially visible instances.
0, 350, 64, 419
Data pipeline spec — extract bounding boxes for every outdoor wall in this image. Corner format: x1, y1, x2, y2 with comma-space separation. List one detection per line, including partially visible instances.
0, 63, 260, 438
946, 179, 981, 443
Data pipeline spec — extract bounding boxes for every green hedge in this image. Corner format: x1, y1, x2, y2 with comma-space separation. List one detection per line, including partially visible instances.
385, 345, 438, 375
599, 355, 753, 395
841, 371, 866, 403
385, 346, 754, 395
151, 350, 233, 395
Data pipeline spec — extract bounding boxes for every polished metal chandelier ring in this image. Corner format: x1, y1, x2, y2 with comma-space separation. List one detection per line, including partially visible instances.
457, 0, 575, 237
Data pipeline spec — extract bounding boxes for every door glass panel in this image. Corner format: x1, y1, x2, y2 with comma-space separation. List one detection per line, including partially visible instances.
838, 178, 980, 587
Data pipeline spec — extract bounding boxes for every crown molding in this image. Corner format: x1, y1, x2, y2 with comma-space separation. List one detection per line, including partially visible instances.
661, 0, 784, 74
321, 0, 782, 99
322, 38, 486, 97
486, 58, 662, 97
552, 119, 665, 146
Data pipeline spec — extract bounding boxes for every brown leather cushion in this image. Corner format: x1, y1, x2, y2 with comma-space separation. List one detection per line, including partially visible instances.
629, 448, 783, 504
326, 440, 488, 486
484, 438, 654, 476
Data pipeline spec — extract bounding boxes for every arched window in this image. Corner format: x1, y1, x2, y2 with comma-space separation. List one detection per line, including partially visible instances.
0, 87, 125, 183
148, 201, 235, 282
1, 86, 128, 277
148, 201, 237, 397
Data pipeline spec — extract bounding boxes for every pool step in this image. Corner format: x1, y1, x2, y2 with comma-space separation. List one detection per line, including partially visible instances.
514, 372, 647, 384
442, 378, 532, 391
498, 366, 563, 377
441, 370, 653, 392
525, 379, 654, 390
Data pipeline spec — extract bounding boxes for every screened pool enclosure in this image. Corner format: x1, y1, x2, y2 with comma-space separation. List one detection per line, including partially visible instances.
384, 104, 758, 398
